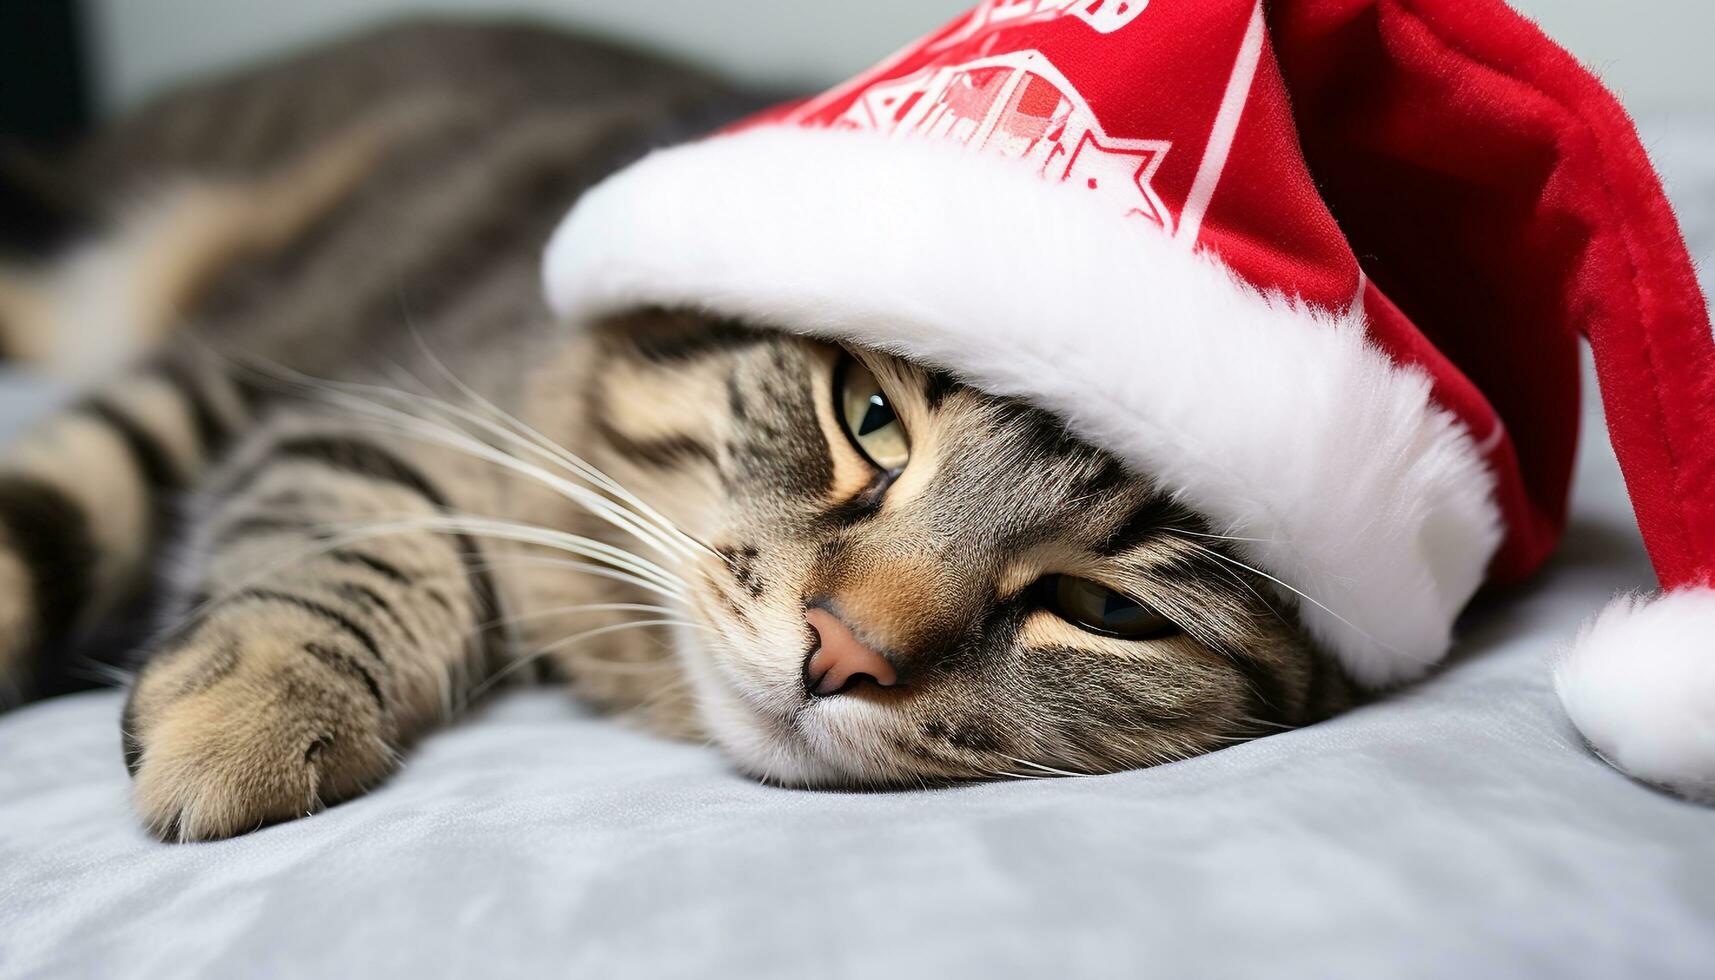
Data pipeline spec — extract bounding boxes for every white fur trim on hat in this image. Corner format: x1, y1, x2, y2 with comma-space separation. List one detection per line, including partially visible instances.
1555, 589, 1715, 802
541, 126, 1503, 686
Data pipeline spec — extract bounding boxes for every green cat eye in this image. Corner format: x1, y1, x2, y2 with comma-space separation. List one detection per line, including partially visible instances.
836, 356, 911, 471
1044, 575, 1176, 640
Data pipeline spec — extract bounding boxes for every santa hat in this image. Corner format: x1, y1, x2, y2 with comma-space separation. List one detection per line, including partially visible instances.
542, 1, 1715, 799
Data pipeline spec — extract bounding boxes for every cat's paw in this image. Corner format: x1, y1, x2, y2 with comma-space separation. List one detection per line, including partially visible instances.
123, 625, 400, 842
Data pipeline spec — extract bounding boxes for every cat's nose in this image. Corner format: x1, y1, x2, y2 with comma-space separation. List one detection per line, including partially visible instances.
804, 607, 899, 697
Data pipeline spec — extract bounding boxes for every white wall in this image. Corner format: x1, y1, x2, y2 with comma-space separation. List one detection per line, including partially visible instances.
86, 0, 973, 109
90, 0, 1714, 114
1508, 0, 1714, 110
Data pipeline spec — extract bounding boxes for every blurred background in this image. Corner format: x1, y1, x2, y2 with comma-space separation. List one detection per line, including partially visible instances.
1, 0, 1712, 279
1, 1, 1711, 132
75, 0, 1715, 115
4, 0, 1705, 281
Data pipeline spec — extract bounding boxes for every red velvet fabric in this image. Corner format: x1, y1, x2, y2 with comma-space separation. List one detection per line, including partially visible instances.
1273, 0, 1714, 589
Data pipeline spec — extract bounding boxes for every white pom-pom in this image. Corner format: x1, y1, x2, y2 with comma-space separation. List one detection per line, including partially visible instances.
1554, 589, 1715, 803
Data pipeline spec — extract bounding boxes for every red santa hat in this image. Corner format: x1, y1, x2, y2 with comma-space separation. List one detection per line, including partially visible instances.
543, 0, 1715, 799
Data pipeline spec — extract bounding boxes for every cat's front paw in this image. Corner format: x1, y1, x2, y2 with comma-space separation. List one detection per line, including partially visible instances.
123, 625, 400, 842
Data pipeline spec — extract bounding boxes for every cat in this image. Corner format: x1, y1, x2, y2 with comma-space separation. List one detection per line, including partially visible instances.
0, 22, 1347, 841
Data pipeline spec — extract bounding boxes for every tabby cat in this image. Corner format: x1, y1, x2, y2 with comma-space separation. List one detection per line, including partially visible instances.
0, 23, 1347, 841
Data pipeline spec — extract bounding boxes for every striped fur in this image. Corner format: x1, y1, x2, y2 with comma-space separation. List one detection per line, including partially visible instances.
0, 22, 1348, 840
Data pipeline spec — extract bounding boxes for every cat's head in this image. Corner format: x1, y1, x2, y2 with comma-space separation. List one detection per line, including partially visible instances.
568, 310, 1341, 786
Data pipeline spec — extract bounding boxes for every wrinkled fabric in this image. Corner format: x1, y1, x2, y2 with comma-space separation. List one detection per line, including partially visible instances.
2, 116, 1714, 980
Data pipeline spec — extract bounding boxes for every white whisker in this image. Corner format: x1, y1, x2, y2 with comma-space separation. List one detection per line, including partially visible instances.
464, 617, 702, 703
185, 512, 692, 631
1001, 756, 1086, 778
1165, 527, 1280, 545
344, 514, 687, 596
306, 381, 697, 564
533, 618, 705, 655
334, 341, 716, 566
477, 601, 677, 632
1172, 538, 1403, 658
399, 339, 717, 558
229, 355, 704, 565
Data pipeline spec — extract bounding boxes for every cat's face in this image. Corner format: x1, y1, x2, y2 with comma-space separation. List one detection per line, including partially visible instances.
575, 312, 1335, 786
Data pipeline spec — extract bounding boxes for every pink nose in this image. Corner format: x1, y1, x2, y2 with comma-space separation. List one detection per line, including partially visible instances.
804, 607, 899, 697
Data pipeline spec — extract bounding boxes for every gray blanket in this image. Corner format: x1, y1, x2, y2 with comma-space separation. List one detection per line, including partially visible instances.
3, 116, 1713, 980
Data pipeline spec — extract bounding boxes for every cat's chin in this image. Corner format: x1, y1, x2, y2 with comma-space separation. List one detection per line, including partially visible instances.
698, 681, 855, 788
675, 630, 896, 787
697, 671, 960, 789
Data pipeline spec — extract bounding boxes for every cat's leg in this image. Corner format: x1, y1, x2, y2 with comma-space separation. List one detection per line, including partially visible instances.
0, 351, 252, 702
122, 417, 501, 841
1, 114, 413, 377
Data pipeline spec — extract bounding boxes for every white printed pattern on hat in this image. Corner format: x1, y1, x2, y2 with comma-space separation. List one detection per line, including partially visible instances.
933, 0, 1150, 50
834, 50, 1175, 231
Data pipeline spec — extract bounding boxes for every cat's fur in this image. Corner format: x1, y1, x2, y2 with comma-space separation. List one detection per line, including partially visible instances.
0, 22, 1347, 840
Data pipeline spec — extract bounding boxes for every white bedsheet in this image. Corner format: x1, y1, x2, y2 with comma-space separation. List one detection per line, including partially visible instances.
2, 115, 1713, 980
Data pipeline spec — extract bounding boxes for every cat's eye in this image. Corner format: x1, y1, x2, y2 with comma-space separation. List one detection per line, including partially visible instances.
1043, 575, 1177, 640
836, 356, 910, 471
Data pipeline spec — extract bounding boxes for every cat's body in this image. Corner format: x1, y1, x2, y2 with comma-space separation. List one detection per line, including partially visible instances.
0, 22, 1346, 840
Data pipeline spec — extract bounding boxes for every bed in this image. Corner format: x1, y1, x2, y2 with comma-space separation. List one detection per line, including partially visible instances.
2, 113, 1713, 980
